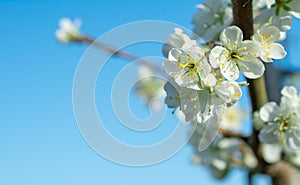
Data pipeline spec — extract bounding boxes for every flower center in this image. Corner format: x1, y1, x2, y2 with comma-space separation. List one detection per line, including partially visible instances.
230, 52, 238, 59
178, 61, 198, 71
274, 113, 292, 132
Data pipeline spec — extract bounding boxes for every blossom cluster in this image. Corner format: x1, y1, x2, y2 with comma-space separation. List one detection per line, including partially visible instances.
162, 24, 286, 138
256, 86, 300, 149
253, 86, 300, 167
161, 0, 292, 173
54, 0, 300, 177
254, 0, 300, 39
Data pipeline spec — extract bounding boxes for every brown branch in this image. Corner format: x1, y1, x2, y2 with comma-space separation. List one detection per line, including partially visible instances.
219, 128, 248, 140
78, 36, 167, 78
231, 1, 299, 185
266, 161, 299, 185
231, 0, 268, 175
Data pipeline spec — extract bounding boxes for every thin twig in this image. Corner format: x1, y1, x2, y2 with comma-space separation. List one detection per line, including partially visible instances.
219, 128, 248, 140
79, 36, 168, 78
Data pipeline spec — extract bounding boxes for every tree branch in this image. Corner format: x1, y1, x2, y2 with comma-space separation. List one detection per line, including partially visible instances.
231, 1, 299, 185
78, 36, 167, 77
219, 128, 248, 140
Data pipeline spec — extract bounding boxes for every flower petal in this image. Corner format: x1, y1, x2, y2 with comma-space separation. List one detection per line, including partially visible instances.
257, 26, 281, 43
162, 59, 181, 77
259, 124, 278, 144
164, 82, 180, 108
259, 102, 279, 122
203, 73, 217, 87
239, 58, 265, 79
209, 46, 227, 68
168, 48, 182, 61
281, 86, 298, 98
254, 8, 274, 24
270, 43, 287, 60
220, 60, 239, 81
198, 58, 212, 79
214, 81, 242, 105
262, 144, 282, 163
220, 26, 243, 49
199, 105, 226, 151
286, 131, 300, 150
239, 40, 260, 58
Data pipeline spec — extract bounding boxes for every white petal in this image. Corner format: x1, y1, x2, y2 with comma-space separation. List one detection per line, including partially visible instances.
270, 43, 287, 59
260, 53, 273, 62
209, 46, 227, 68
167, 33, 184, 49
199, 106, 226, 151
220, 60, 239, 81
220, 26, 243, 48
59, 18, 72, 29
162, 59, 180, 76
271, 13, 292, 32
254, 8, 274, 24
258, 26, 281, 43
259, 102, 279, 122
164, 82, 180, 108
198, 59, 212, 79
176, 72, 199, 89
259, 125, 278, 144
287, 130, 300, 150
214, 81, 242, 105
262, 144, 282, 163
281, 86, 298, 98
162, 43, 173, 57
197, 89, 210, 115
203, 73, 217, 87
168, 48, 182, 61
239, 58, 265, 79
55, 30, 68, 43
239, 40, 260, 58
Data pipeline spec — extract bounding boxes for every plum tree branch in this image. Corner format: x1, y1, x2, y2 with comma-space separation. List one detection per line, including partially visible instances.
231, 1, 298, 185
77, 36, 167, 77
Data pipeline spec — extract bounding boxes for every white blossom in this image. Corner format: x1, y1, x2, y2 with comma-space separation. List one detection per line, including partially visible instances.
280, 86, 300, 115
192, 0, 232, 42
135, 65, 166, 111
211, 81, 242, 106
221, 104, 246, 132
164, 81, 211, 122
258, 86, 300, 150
191, 135, 257, 172
210, 26, 264, 80
55, 18, 82, 43
262, 143, 282, 163
253, 25, 287, 62
162, 27, 198, 57
254, 0, 300, 33
163, 47, 215, 90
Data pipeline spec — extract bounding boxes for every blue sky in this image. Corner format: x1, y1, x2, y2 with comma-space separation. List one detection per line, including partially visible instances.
1, 0, 299, 184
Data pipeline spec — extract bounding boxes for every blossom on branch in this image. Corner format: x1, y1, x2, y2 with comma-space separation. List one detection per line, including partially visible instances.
253, 25, 287, 62
209, 26, 264, 80
258, 86, 300, 150
163, 47, 215, 90
162, 27, 199, 57
55, 18, 82, 43
192, 0, 232, 43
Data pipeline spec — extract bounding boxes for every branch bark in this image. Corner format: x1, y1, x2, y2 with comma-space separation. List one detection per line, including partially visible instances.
231, 1, 298, 185
266, 161, 299, 185
79, 36, 167, 77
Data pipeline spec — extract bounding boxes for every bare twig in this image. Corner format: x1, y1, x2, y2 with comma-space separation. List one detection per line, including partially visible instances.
78, 35, 168, 78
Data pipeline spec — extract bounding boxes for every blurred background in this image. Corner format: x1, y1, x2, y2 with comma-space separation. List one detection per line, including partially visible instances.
1, 0, 299, 184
